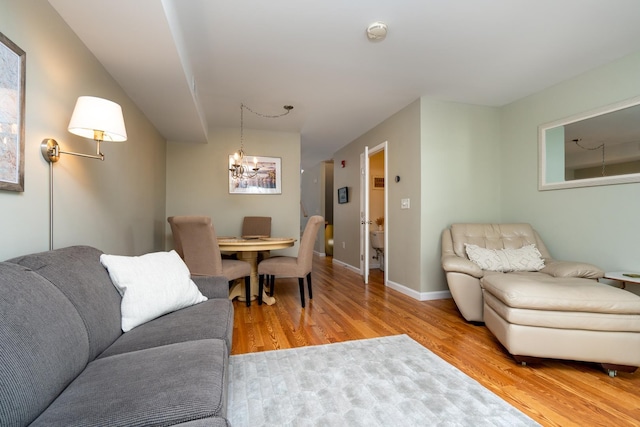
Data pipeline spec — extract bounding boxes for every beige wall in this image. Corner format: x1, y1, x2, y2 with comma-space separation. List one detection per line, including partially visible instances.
165, 127, 301, 256
300, 161, 326, 254
333, 99, 422, 292
332, 98, 501, 298
0, 0, 167, 260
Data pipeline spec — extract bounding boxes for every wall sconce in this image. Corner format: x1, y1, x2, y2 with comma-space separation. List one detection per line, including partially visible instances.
41, 96, 127, 251
41, 96, 127, 163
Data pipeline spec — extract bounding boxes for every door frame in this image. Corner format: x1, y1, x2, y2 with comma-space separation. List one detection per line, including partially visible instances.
360, 141, 388, 284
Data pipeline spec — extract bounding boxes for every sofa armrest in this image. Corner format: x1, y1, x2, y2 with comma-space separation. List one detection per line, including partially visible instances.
192, 275, 230, 299
540, 259, 604, 279
441, 254, 484, 278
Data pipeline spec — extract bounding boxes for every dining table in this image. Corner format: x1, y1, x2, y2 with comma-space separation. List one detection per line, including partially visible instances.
217, 236, 296, 305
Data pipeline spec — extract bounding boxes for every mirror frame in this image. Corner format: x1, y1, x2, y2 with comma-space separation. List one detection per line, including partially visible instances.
538, 95, 640, 190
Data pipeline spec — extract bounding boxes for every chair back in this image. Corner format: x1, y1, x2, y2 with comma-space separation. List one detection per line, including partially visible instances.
167, 216, 223, 276
296, 215, 324, 274
242, 216, 271, 237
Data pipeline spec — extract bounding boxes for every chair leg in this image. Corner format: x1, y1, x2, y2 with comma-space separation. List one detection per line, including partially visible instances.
269, 275, 275, 297
258, 275, 264, 305
298, 277, 306, 308
245, 276, 251, 307
306, 272, 313, 300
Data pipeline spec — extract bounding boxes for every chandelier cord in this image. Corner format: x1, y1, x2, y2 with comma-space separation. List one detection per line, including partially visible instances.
242, 103, 293, 119
573, 138, 606, 176
240, 103, 293, 150
231, 103, 293, 182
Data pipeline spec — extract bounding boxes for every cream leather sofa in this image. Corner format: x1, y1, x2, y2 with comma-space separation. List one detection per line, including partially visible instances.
441, 223, 640, 376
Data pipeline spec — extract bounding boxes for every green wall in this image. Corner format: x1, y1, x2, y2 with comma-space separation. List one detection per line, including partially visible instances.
500, 52, 640, 273
420, 99, 502, 295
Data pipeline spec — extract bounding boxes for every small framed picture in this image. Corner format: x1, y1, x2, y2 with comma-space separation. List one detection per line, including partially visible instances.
372, 176, 384, 190
337, 186, 348, 204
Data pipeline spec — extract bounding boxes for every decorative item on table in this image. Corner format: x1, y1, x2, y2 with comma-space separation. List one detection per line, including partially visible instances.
375, 217, 384, 231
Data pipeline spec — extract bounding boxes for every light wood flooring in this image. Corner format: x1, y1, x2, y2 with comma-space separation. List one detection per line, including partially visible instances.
231, 255, 640, 427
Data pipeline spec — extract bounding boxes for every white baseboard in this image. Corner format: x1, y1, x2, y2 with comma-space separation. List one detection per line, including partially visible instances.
331, 258, 360, 273
331, 258, 451, 301
386, 279, 451, 301
314, 250, 326, 257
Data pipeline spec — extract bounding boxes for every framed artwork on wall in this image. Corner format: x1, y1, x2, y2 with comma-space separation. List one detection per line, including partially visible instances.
229, 155, 282, 194
372, 176, 384, 190
0, 32, 26, 192
337, 186, 348, 204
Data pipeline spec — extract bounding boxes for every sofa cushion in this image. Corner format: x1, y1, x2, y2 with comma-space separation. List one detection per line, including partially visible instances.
192, 275, 233, 300
100, 250, 208, 332
482, 274, 640, 314
0, 262, 90, 427
450, 223, 550, 259
540, 259, 604, 279
98, 298, 233, 358
484, 292, 640, 332
465, 243, 545, 272
8, 246, 123, 361
30, 339, 229, 427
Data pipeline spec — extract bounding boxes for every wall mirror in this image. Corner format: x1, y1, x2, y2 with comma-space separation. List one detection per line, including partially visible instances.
538, 96, 640, 190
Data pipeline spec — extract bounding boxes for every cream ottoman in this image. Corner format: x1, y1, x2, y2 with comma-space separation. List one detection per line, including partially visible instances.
481, 273, 640, 376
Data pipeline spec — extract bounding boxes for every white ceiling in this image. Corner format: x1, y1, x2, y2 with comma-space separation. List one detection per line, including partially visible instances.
47, 0, 640, 169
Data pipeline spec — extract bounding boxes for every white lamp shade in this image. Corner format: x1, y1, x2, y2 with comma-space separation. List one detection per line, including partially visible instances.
68, 96, 127, 142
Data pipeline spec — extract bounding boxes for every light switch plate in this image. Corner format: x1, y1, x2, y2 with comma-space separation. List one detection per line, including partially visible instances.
401, 198, 410, 209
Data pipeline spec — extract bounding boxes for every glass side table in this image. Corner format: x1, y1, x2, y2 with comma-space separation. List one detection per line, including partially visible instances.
602, 272, 640, 289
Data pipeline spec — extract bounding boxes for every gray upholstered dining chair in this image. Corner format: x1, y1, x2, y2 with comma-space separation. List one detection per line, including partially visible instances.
257, 215, 324, 308
167, 215, 253, 306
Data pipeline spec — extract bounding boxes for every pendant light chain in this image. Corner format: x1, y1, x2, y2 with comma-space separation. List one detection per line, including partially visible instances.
243, 103, 294, 119
230, 103, 293, 182
573, 138, 606, 177
240, 103, 293, 150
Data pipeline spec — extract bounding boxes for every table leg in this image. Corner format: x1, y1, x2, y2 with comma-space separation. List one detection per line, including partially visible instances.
234, 250, 276, 305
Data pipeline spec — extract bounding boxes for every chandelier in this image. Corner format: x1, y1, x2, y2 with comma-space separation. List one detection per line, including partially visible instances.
573, 138, 606, 176
229, 103, 293, 181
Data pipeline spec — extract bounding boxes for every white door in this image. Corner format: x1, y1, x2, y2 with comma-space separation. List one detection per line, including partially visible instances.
360, 146, 370, 284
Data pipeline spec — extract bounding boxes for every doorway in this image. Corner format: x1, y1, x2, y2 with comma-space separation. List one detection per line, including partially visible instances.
369, 150, 385, 271
359, 141, 388, 284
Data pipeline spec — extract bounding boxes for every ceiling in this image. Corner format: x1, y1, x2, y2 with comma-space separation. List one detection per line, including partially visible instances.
47, 0, 640, 170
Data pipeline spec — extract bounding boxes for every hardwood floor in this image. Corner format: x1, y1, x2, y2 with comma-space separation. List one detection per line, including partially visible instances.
231, 255, 640, 427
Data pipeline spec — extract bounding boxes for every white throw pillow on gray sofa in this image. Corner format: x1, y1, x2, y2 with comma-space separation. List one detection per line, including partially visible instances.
464, 243, 545, 273
101, 250, 207, 332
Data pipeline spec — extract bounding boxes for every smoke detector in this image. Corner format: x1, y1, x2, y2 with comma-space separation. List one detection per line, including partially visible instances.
366, 21, 388, 41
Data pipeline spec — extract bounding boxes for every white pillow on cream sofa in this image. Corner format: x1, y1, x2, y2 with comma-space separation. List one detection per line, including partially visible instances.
100, 250, 207, 332
464, 243, 545, 273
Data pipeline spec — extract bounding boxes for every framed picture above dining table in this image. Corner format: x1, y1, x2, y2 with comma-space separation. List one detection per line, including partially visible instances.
229, 155, 281, 194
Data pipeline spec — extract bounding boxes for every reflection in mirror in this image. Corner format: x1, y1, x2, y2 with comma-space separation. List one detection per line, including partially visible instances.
539, 96, 640, 190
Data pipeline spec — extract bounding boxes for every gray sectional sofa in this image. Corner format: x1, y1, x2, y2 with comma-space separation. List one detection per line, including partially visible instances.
0, 246, 234, 426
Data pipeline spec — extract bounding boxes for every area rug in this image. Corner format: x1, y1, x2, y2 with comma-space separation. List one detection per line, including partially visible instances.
228, 334, 539, 426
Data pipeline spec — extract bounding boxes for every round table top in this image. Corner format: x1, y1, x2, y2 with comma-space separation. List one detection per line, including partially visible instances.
217, 237, 296, 251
